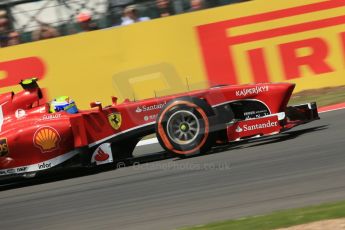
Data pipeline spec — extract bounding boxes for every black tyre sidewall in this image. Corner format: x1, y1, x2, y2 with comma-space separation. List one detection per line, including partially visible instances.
160, 105, 207, 152
156, 97, 215, 157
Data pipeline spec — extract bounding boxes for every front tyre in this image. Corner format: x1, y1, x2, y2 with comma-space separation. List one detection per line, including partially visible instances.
156, 97, 216, 158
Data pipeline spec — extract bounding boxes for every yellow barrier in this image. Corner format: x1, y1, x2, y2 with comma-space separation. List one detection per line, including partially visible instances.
0, 0, 345, 108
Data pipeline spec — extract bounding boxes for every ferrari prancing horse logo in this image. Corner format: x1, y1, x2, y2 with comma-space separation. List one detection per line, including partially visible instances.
108, 113, 122, 130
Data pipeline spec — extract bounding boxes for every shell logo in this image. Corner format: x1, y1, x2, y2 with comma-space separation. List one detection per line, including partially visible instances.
33, 127, 61, 152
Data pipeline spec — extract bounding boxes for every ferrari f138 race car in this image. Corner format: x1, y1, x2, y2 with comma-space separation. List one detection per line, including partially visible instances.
0, 79, 319, 177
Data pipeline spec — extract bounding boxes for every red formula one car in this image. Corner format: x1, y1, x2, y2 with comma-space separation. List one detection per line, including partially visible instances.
0, 79, 319, 177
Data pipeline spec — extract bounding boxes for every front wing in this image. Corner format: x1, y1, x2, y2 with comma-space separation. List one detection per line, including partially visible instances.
226, 102, 320, 142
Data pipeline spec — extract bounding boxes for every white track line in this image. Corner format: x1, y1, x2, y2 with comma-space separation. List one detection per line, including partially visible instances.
319, 107, 345, 113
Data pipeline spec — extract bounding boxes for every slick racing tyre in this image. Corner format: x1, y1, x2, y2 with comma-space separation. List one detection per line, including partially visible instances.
156, 97, 216, 158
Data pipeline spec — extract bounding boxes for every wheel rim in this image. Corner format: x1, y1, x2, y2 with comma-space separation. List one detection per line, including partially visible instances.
166, 110, 200, 145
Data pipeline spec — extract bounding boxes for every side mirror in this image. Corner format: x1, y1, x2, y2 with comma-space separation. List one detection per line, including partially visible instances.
20, 78, 39, 90
90, 101, 102, 111
45, 103, 51, 113
111, 96, 118, 106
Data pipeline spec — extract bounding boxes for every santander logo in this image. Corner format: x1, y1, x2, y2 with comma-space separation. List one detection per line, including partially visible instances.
235, 126, 243, 132
236, 120, 278, 132
135, 101, 167, 113
95, 148, 109, 162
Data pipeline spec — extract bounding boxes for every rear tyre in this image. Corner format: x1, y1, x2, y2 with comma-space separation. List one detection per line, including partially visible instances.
156, 97, 216, 158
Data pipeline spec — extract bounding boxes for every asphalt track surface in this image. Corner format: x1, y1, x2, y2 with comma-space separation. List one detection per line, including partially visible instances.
1, 109, 345, 230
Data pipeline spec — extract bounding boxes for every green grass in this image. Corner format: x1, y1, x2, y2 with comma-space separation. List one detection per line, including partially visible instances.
182, 200, 345, 230
289, 86, 345, 107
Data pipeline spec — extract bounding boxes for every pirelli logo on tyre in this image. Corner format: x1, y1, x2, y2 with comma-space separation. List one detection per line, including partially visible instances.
197, 0, 345, 85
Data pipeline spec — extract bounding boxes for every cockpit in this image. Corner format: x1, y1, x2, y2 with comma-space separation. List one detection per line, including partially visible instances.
49, 96, 78, 114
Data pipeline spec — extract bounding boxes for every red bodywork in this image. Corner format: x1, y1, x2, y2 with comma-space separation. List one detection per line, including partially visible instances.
0, 81, 317, 176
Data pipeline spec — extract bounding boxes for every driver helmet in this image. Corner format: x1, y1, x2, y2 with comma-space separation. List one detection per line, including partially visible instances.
50, 96, 78, 114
